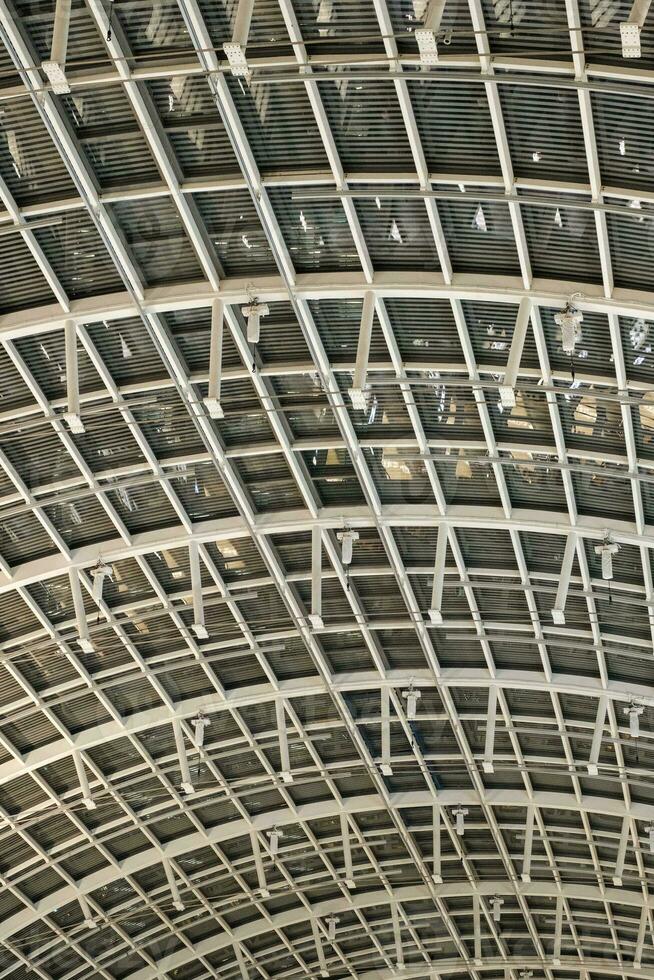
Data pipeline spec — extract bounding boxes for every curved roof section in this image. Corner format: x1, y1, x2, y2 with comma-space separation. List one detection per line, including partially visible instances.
0, 1, 652, 979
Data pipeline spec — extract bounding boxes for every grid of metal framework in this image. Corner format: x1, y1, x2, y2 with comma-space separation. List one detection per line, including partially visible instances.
0, 1, 653, 979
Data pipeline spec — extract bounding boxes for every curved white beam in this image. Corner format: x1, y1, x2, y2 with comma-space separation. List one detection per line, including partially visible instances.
4, 272, 654, 344
5, 666, 654, 791
5, 789, 653, 944
2, 506, 654, 596
121, 881, 654, 980
356, 964, 654, 980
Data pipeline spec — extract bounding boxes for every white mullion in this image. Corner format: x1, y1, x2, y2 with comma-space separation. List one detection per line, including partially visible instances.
553, 893, 564, 964
68, 568, 93, 653
380, 686, 393, 776
432, 803, 442, 883
72, 750, 97, 810
473, 893, 482, 965
587, 696, 607, 776
163, 856, 185, 911
522, 805, 535, 883
275, 697, 293, 783
172, 716, 194, 796
552, 533, 578, 625
311, 918, 329, 978
390, 902, 404, 969
250, 829, 270, 897
340, 813, 355, 889
483, 685, 497, 774
205, 298, 225, 418
42, 0, 72, 90
499, 297, 531, 406
189, 541, 208, 639
349, 290, 375, 408
429, 523, 448, 624
310, 525, 323, 628
63, 319, 84, 434
634, 904, 648, 967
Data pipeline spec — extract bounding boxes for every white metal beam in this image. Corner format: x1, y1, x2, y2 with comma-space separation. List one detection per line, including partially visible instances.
205, 297, 225, 419
429, 523, 448, 625
380, 686, 393, 776
172, 717, 195, 796
522, 805, 535, 883
275, 697, 293, 783
498, 298, 531, 408
588, 696, 607, 776
552, 534, 577, 625
41, 0, 72, 93
613, 817, 631, 887
310, 525, 323, 629
250, 828, 270, 898
349, 290, 375, 410
340, 812, 356, 889
483, 686, 497, 775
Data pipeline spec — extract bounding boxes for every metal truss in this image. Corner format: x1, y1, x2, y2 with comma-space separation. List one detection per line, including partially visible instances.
0, 1, 651, 978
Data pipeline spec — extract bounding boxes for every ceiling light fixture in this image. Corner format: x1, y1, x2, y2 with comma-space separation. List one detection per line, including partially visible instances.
624, 699, 644, 737
241, 300, 269, 344
192, 713, 211, 748
402, 680, 420, 720
630, 317, 649, 350
554, 298, 583, 355
594, 534, 619, 580
452, 805, 468, 836
267, 826, 283, 856
380, 686, 393, 776
337, 528, 359, 565
491, 895, 504, 922
472, 203, 487, 232
326, 914, 339, 942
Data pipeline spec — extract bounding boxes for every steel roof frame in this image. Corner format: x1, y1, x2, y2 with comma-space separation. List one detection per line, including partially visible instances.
0, 0, 650, 977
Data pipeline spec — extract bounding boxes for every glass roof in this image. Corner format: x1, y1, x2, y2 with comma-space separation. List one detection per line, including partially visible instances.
0, 1, 651, 979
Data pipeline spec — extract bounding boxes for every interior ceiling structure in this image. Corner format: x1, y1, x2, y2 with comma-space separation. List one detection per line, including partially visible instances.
3, 0, 654, 979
